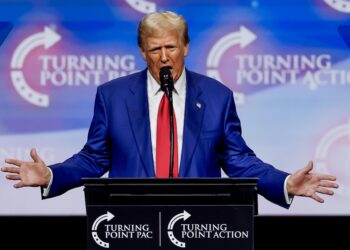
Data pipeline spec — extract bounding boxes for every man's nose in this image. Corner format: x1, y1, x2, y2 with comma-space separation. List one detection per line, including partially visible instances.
160, 48, 168, 63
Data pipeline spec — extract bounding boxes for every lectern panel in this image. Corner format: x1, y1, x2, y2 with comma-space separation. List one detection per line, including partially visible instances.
83, 178, 257, 250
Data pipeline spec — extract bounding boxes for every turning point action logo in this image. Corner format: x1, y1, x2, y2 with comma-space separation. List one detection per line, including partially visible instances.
167, 210, 248, 249
167, 210, 191, 248
206, 26, 256, 105
207, 26, 350, 105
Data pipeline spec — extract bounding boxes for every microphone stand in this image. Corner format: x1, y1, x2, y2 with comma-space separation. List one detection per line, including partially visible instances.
165, 88, 174, 178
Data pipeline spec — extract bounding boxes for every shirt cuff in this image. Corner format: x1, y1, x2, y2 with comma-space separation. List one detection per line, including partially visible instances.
284, 175, 294, 205
42, 168, 53, 197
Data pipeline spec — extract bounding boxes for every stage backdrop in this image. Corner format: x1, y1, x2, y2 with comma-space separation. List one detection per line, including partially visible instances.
0, 0, 349, 215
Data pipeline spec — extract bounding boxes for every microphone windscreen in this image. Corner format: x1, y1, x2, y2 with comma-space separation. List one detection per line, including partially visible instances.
159, 66, 173, 91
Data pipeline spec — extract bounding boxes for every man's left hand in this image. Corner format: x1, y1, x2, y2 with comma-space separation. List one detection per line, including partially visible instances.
287, 161, 338, 203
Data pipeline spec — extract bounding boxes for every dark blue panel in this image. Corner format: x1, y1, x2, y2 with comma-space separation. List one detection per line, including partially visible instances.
0, 22, 12, 46
338, 25, 350, 49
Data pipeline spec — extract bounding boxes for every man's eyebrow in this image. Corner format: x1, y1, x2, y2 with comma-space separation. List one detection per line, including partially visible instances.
148, 46, 161, 51
148, 43, 177, 51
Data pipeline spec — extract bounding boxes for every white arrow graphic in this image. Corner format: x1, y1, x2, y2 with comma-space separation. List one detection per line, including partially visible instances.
207, 26, 256, 69
92, 211, 115, 248
167, 210, 191, 248
11, 26, 61, 69
315, 119, 350, 197
315, 120, 350, 180
324, 0, 350, 13
125, 0, 157, 14
206, 26, 256, 105
10, 26, 61, 107
315, 119, 350, 160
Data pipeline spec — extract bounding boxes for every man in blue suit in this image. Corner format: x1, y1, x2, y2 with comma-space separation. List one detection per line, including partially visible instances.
2, 11, 338, 208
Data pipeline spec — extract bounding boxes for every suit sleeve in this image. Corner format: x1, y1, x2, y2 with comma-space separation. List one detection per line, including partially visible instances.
219, 92, 291, 208
46, 86, 112, 198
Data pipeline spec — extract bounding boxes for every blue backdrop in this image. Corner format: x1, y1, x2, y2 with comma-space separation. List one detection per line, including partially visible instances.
0, 0, 349, 215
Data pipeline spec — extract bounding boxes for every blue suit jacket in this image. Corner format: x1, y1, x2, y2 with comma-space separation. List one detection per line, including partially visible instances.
49, 69, 290, 208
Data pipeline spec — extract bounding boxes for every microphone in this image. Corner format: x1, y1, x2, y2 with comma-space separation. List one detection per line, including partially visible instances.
159, 66, 175, 178
159, 66, 174, 98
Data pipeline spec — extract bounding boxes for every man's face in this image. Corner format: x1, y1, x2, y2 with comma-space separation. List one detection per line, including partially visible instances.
140, 30, 189, 84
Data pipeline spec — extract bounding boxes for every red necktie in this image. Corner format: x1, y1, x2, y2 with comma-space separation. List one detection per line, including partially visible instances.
156, 93, 178, 178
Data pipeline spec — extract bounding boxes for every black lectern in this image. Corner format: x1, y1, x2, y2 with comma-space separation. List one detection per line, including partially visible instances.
83, 178, 258, 250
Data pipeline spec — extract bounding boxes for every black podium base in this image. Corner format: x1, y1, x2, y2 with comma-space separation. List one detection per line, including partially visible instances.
0, 215, 348, 250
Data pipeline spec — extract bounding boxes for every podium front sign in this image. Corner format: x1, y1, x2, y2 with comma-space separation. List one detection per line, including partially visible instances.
87, 205, 253, 250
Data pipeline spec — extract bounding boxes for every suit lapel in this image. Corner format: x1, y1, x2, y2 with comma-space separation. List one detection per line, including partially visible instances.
125, 70, 155, 177
179, 70, 205, 177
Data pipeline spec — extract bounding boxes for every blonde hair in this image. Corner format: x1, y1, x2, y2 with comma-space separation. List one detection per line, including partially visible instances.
137, 11, 190, 48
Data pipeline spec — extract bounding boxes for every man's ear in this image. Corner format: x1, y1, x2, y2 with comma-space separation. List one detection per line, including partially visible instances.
139, 47, 147, 61
184, 43, 189, 57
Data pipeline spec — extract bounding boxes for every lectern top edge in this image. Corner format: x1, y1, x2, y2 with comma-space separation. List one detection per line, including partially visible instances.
82, 177, 259, 186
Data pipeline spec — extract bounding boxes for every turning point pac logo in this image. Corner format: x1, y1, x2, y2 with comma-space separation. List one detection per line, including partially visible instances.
92, 211, 153, 249
92, 211, 115, 248
9, 25, 137, 108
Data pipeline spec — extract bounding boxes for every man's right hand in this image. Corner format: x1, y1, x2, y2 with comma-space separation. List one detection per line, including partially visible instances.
1, 148, 51, 188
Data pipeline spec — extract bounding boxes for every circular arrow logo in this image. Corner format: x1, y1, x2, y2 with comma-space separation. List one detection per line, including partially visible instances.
315, 119, 350, 196
167, 210, 191, 248
323, 0, 350, 13
125, 0, 157, 14
10, 26, 61, 107
206, 26, 256, 105
92, 211, 115, 248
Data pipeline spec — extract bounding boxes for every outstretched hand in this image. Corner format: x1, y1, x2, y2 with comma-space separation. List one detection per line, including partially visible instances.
1, 148, 51, 188
287, 161, 338, 203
